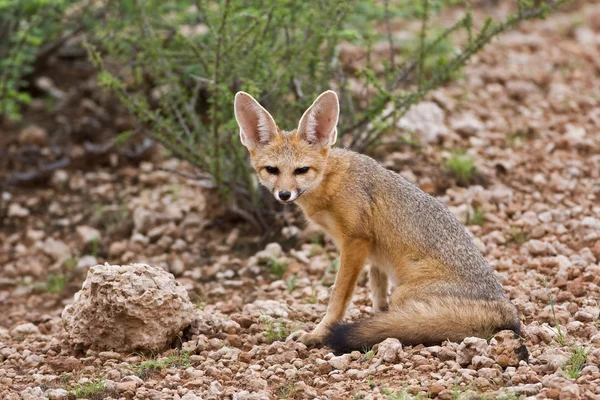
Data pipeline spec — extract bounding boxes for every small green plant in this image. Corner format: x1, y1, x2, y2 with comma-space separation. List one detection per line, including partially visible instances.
505, 130, 528, 148
132, 352, 192, 380
363, 350, 375, 361
468, 206, 485, 226
31, 257, 78, 294
541, 277, 566, 345
286, 275, 298, 292
278, 382, 297, 399
261, 317, 291, 343
68, 380, 108, 399
325, 258, 340, 275
90, 237, 100, 258
306, 286, 318, 304
563, 345, 588, 379
269, 258, 288, 279
33, 273, 67, 294
366, 376, 377, 388
444, 152, 476, 185
508, 228, 528, 245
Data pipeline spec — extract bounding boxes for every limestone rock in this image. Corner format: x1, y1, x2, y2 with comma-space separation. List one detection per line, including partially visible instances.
486, 330, 529, 368
62, 263, 194, 352
457, 337, 488, 367
376, 338, 403, 363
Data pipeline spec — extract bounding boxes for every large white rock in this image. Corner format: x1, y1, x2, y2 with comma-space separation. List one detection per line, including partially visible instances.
62, 263, 193, 352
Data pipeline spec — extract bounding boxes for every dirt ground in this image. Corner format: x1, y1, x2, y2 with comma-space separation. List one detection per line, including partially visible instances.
1, 1, 600, 399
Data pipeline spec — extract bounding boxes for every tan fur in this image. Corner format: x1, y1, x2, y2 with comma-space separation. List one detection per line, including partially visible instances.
234, 91, 521, 351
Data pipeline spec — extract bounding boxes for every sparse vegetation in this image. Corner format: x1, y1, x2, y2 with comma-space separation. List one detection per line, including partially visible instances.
508, 228, 528, 245
505, 130, 529, 148
34, 273, 67, 294
269, 258, 288, 279
306, 286, 318, 304
261, 317, 291, 343
286, 275, 298, 292
542, 277, 566, 345
67, 380, 109, 400
363, 350, 375, 361
468, 206, 485, 226
444, 151, 477, 185
132, 352, 192, 380
563, 345, 588, 379
31, 258, 77, 294
278, 382, 297, 399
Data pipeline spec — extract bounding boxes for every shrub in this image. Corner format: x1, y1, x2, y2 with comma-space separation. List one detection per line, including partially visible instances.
2, 0, 570, 229
90, 0, 568, 229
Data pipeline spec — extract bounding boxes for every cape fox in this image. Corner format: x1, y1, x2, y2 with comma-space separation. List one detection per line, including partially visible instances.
234, 90, 521, 353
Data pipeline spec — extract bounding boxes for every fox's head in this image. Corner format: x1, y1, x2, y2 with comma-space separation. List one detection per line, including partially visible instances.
234, 90, 339, 204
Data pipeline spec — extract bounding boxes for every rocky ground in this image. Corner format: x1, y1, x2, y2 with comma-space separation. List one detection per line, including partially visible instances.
2, 2, 600, 399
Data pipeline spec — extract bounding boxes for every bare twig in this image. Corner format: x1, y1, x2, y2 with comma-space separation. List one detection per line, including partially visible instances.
384, 0, 396, 81
417, 0, 430, 91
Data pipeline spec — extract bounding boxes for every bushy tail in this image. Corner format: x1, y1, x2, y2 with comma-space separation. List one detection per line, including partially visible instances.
324, 297, 520, 353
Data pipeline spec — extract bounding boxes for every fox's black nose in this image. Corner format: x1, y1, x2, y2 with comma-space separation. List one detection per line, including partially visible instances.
279, 191, 291, 201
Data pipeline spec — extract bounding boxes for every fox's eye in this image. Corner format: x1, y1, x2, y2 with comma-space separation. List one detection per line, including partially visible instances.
265, 166, 279, 175
294, 167, 310, 175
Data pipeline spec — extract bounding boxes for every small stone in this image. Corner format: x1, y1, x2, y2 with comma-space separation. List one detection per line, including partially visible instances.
133, 207, 156, 234
376, 338, 403, 363
486, 330, 528, 368
471, 355, 495, 369
255, 243, 283, 262
77, 255, 98, 270
39, 238, 72, 263
8, 203, 29, 218
10, 323, 40, 337
76, 225, 101, 244
181, 392, 203, 400
328, 354, 351, 371
457, 337, 488, 366
451, 112, 485, 136
45, 388, 69, 400
116, 381, 137, 392
559, 384, 580, 400
397, 101, 448, 144
19, 125, 48, 146
525, 240, 556, 256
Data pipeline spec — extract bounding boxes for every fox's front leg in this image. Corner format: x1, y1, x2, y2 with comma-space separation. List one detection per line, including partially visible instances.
290, 238, 370, 346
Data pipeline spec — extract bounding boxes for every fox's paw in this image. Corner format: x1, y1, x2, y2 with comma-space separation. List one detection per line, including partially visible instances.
287, 328, 328, 347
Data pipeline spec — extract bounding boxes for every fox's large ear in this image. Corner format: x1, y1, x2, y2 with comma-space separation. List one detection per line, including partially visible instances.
234, 92, 278, 150
297, 90, 339, 147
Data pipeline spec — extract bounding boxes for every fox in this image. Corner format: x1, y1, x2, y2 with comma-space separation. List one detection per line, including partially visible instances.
233, 90, 521, 353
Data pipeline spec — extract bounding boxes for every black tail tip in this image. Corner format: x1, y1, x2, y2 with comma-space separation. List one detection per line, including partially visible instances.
324, 322, 363, 354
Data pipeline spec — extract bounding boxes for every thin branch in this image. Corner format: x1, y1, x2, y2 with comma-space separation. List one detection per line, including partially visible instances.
384, 0, 396, 84
417, 0, 429, 91
210, 0, 232, 190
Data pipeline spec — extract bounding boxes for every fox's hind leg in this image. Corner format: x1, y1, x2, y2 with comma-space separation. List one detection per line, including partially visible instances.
369, 266, 389, 312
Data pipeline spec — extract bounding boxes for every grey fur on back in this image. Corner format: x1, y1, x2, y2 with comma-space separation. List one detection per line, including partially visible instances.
331, 148, 507, 301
